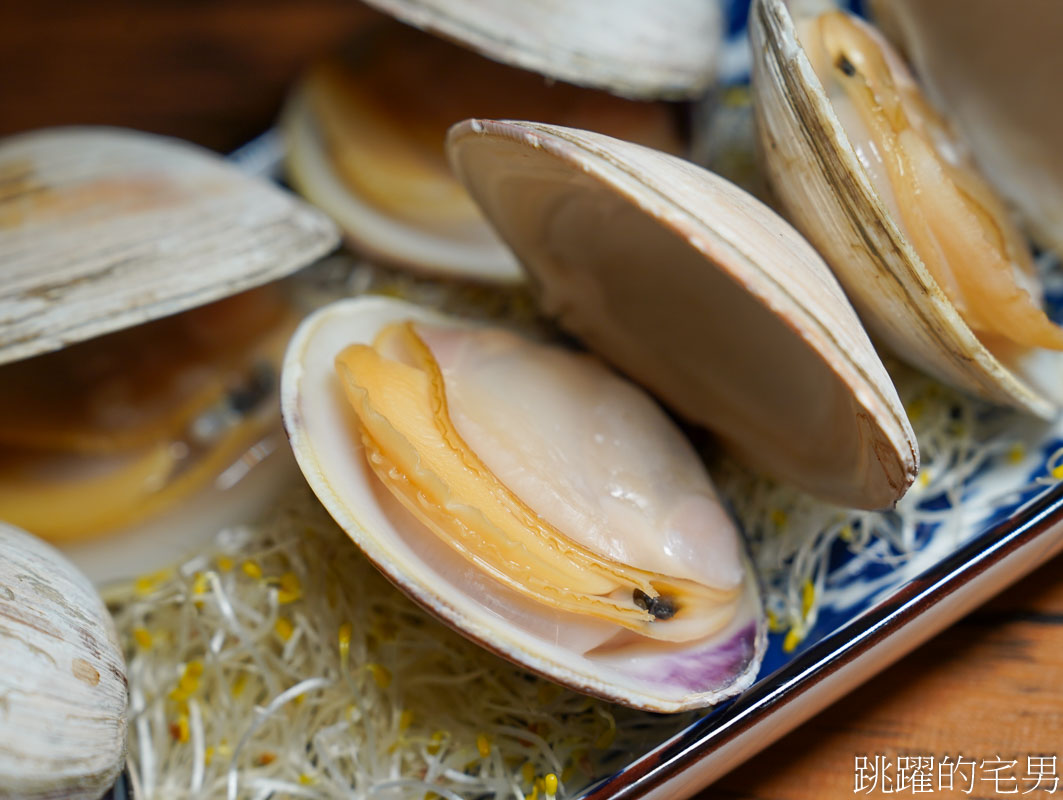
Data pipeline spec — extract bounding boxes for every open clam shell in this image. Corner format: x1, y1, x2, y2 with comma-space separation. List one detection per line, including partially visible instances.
0, 522, 127, 798
0, 126, 336, 571
282, 296, 765, 712
749, 0, 1063, 418
446, 119, 918, 510
282, 20, 689, 282
359, 0, 723, 100
869, 0, 1063, 258
0, 126, 337, 366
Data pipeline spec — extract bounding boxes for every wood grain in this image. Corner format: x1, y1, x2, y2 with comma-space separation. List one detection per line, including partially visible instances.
1, 3, 1060, 798
0, 0, 378, 153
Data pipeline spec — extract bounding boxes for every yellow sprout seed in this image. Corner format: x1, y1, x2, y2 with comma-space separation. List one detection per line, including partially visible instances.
368, 663, 391, 689
135, 568, 173, 596
241, 560, 263, 580
544, 773, 559, 796
338, 623, 352, 659
801, 579, 815, 619
133, 627, 153, 649
171, 714, 189, 743
278, 571, 302, 604
476, 733, 491, 758
275, 617, 294, 642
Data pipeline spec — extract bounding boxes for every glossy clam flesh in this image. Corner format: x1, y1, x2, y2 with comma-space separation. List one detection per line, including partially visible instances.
0, 287, 293, 543
282, 296, 765, 711
751, 0, 1063, 417
800, 11, 1063, 354
283, 20, 686, 282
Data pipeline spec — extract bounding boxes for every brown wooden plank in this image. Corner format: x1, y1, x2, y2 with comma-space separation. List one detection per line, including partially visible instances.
0, 0, 379, 152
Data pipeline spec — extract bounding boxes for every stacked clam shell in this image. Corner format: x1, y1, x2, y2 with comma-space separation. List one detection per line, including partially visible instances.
277, 0, 921, 711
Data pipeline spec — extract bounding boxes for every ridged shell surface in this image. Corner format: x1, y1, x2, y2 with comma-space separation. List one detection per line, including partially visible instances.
0, 126, 338, 366
0, 523, 127, 799
360, 0, 722, 99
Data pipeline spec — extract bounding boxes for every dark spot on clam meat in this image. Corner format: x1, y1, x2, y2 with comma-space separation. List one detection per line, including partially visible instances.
837, 55, 857, 77
633, 589, 677, 620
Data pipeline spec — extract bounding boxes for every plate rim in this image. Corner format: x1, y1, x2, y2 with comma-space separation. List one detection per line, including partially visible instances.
575, 481, 1063, 799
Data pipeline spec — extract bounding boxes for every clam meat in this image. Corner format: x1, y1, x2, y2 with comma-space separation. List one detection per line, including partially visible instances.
751, 0, 1063, 416
0, 286, 293, 543
282, 296, 765, 711
0, 126, 336, 577
283, 18, 692, 282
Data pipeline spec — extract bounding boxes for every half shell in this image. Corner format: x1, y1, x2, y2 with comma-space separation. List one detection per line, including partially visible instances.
359, 0, 723, 100
446, 119, 918, 510
282, 296, 765, 711
0, 126, 337, 366
0, 522, 127, 798
749, 0, 1063, 417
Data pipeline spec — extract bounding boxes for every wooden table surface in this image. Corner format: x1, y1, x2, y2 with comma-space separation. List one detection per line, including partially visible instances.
3, 3, 1060, 798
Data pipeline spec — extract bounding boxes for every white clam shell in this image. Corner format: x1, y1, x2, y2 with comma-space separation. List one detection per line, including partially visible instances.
281, 296, 766, 712
360, 0, 723, 100
0, 126, 338, 367
748, 0, 1062, 418
446, 118, 918, 510
282, 88, 523, 283
0, 523, 127, 799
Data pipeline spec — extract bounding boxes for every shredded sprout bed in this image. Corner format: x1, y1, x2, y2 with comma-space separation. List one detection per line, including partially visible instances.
720, 359, 1062, 651
107, 489, 693, 800
106, 258, 1063, 799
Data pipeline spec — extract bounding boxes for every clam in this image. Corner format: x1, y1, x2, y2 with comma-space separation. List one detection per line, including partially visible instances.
446, 119, 918, 510
0, 522, 127, 799
283, 1, 719, 282
749, 0, 1063, 417
869, 0, 1063, 257
282, 120, 918, 709
0, 127, 337, 578
283, 297, 764, 711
